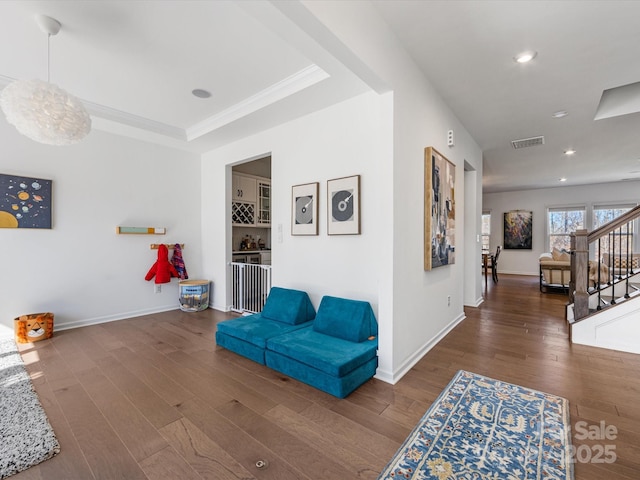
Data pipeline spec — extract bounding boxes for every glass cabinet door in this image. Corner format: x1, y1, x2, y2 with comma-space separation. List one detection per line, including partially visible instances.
257, 180, 270, 226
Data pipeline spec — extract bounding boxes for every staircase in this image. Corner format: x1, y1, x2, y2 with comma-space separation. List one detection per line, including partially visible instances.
567, 205, 640, 354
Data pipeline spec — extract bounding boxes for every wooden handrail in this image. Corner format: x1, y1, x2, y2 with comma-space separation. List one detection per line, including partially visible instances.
572, 204, 640, 324
588, 204, 640, 243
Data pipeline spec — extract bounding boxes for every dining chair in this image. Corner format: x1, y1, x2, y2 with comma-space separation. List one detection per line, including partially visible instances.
490, 246, 501, 283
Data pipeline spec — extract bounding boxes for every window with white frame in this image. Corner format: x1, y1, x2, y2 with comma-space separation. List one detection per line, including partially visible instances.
592, 204, 636, 260
547, 206, 586, 251
482, 212, 491, 252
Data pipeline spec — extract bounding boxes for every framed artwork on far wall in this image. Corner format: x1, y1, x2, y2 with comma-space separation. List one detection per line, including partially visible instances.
327, 174, 360, 235
0, 173, 52, 229
291, 182, 319, 235
424, 147, 455, 270
504, 210, 533, 249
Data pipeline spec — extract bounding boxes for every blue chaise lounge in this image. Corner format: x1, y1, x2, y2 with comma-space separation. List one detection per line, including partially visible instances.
265, 295, 378, 398
215, 286, 316, 365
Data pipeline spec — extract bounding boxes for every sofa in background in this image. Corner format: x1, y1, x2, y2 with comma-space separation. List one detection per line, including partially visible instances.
215, 286, 315, 365
539, 249, 571, 292
602, 252, 640, 278
265, 295, 378, 398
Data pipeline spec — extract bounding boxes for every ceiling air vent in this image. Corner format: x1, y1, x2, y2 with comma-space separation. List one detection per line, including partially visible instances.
511, 136, 545, 149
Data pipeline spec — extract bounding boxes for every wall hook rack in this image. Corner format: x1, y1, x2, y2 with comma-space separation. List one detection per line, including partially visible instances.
150, 243, 184, 250
117, 227, 166, 235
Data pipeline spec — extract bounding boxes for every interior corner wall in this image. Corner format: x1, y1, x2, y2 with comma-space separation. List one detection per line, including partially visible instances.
464, 166, 483, 307
0, 120, 201, 336
201, 90, 392, 372
289, 0, 484, 382
388, 85, 483, 381
483, 180, 640, 276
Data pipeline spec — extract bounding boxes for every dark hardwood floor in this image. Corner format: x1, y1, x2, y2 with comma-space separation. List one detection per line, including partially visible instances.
13, 275, 640, 479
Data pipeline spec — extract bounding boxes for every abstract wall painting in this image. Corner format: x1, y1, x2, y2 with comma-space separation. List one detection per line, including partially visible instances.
424, 147, 455, 270
504, 210, 533, 249
0, 173, 52, 229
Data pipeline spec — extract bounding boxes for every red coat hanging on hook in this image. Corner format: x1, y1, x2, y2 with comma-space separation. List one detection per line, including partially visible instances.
145, 244, 179, 284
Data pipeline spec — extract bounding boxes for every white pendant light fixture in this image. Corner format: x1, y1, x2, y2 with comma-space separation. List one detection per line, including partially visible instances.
0, 14, 91, 145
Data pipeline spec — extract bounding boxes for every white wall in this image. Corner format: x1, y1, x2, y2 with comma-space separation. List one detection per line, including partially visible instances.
0, 1, 486, 386
202, 0, 484, 383
464, 166, 483, 307
299, 1, 483, 381
201, 89, 388, 314
0, 120, 201, 337
483, 180, 640, 275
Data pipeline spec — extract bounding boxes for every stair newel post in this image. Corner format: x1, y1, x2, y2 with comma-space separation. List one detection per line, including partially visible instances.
569, 233, 576, 304
573, 229, 590, 320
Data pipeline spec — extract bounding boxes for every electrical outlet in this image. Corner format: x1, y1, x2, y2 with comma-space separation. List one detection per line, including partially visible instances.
447, 295, 451, 306
154, 284, 161, 294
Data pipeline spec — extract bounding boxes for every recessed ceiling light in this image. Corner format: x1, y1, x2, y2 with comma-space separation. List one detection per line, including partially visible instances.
564, 149, 576, 155
559, 178, 567, 182
552, 110, 568, 118
192, 88, 211, 99
514, 51, 537, 63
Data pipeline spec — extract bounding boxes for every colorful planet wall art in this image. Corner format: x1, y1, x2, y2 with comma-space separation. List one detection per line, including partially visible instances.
0, 174, 52, 229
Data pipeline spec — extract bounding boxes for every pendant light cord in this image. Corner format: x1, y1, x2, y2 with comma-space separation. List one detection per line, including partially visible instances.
47, 33, 51, 83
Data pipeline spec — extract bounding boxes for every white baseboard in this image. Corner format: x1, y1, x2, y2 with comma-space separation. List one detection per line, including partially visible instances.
374, 312, 466, 385
54, 305, 180, 331
467, 296, 484, 308
53, 303, 235, 333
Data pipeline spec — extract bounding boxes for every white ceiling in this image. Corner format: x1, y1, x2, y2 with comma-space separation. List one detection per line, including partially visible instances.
0, 1, 370, 153
373, 0, 640, 193
2, 1, 640, 194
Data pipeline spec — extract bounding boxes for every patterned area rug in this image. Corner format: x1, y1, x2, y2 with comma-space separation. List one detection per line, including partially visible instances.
0, 338, 60, 479
378, 370, 573, 479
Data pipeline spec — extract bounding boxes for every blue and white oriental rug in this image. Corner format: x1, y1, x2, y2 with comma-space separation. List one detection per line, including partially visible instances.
378, 370, 573, 479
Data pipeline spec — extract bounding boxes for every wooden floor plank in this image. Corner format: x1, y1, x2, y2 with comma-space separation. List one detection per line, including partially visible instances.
264, 404, 386, 479
216, 398, 352, 480
138, 445, 202, 480
167, 349, 278, 415
93, 354, 183, 429
11, 275, 640, 480
109, 345, 195, 407
159, 418, 257, 480
75, 367, 169, 462
21, 378, 96, 480
52, 383, 148, 480
177, 395, 311, 480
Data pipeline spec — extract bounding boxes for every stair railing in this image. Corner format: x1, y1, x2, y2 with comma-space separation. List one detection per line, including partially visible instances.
570, 204, 640, 322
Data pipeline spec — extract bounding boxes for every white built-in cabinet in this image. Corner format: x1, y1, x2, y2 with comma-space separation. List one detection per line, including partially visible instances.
232, 173, 270, 227
232, 174, 257, 203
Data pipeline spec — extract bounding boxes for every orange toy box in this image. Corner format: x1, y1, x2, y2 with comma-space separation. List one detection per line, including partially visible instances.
14, 312, 54, 343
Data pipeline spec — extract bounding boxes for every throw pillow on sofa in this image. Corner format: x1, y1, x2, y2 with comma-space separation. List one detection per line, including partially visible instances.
552, 248, 570, 262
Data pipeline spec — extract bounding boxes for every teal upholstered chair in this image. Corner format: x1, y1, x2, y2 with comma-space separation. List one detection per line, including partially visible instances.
265, 296, 378, 398
215, 287, 316, 364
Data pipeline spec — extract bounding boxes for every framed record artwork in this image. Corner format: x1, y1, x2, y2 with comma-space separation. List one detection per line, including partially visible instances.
291, 182, 319, 235
424, 147, 455, 270
327, 175, 360, 235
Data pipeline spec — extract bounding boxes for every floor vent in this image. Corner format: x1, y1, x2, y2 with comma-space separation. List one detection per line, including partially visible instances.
511, 135, 545, 149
